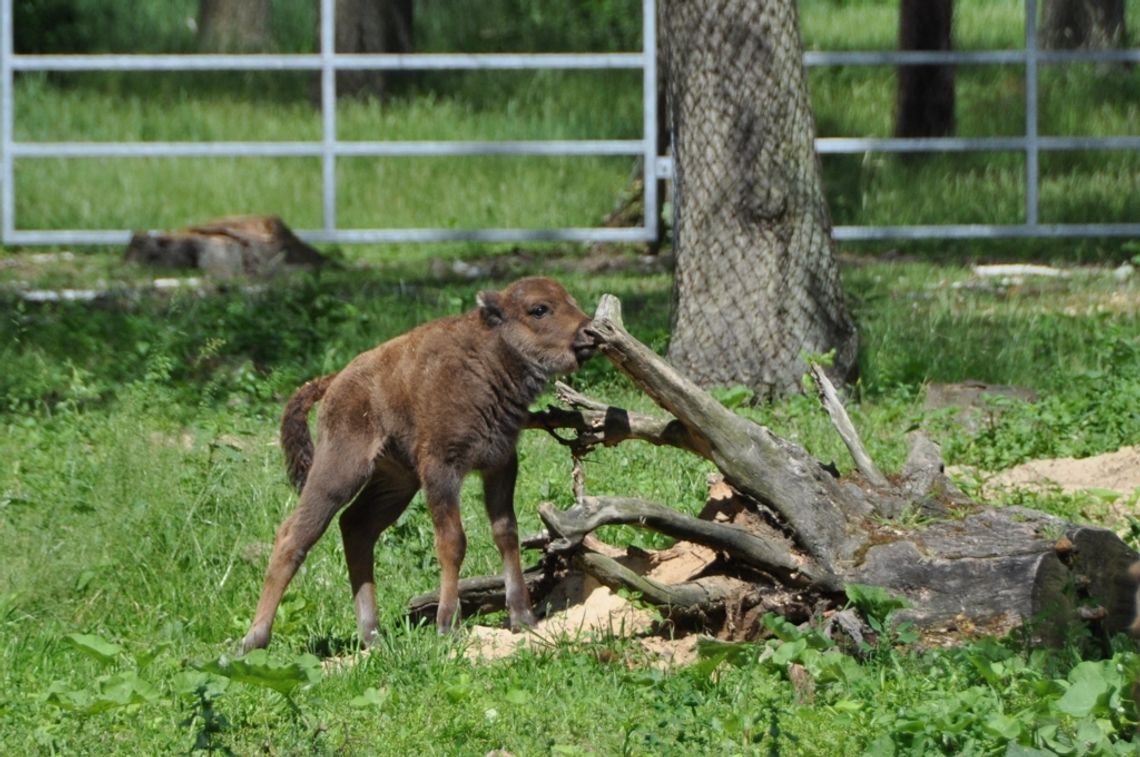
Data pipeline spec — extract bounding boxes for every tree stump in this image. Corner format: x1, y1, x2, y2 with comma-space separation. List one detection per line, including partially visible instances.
409, 294, 1139, 644
125, 215, 328, 279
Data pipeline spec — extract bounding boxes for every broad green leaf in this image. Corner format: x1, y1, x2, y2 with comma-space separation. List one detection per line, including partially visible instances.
844, 584, 910, 623
64, 633, 123, 664
771, 638, 808, 667
693, 637, 755, 678
197, 650, 321, 694
696, 637, 754, 665
504, 688, 529, 705
862, 733, 895, 756
349, 686, 390, 709
172, 670, 229, 699
983, 711, 1022, 740
1073, 717, 1110, 751
444, 673, 471, 703
1055, 661, 1110, 717
45, 686, 92, 712
99, 672, 159, 707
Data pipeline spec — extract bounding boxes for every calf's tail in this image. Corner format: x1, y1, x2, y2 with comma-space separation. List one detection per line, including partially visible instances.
280, 373, 337, 492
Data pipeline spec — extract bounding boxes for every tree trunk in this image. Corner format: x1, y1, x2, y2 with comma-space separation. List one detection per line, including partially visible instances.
661, 0, 857, 401
412, 294, 1140, 646
197, 0, 271, 52
895, 0, 955, 139
331, 0, 415, 100
661, 0, 857, 400
1042, 0, 1126, 50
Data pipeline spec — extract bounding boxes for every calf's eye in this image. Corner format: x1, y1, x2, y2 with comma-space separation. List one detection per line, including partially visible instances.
529, 304, 550, 318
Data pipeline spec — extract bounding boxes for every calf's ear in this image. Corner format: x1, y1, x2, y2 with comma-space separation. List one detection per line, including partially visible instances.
477, 290, 505, 326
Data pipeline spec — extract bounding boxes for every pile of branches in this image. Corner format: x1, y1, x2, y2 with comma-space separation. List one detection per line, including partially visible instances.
411, 295, 1138, 646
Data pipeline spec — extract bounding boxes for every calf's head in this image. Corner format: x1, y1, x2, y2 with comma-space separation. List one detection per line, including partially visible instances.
477, 277, 597, 374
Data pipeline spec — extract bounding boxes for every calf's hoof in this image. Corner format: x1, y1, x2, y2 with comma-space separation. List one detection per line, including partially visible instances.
509, 608, 538, 632
238, 628, 270, 655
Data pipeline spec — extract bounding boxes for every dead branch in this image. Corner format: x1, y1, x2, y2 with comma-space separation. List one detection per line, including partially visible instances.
809, 363, 889, 489
526, 383, 709, 458
539, 496, 839, 590
578, 552, 755, 616
588, 294, 866, 569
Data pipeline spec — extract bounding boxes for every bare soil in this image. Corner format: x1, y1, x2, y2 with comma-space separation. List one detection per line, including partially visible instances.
974, 446, 1140, 497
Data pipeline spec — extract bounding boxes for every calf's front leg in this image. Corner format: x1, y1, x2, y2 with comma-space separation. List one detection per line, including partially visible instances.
422, 464, 466, 634
483, 454, 537, 631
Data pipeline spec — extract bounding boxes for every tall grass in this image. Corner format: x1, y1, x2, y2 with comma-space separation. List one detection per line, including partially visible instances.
1, 260, 1138, 753
2, 4, 1139, 751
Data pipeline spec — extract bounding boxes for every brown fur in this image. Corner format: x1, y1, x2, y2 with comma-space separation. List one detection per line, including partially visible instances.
240, 277, 596, 652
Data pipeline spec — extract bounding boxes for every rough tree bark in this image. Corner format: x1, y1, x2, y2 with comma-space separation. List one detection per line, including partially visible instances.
661, 0, 857, 400
197, 0, 271, 52
1042, 0, 1126, 50
896, 0, 956, 139
330, 0, 415, 100
409, 295, 1139, 645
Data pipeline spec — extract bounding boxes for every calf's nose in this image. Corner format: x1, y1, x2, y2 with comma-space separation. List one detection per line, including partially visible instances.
572, 322, 600, 361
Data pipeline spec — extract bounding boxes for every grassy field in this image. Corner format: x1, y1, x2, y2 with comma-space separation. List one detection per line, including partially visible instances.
1, 253, 1139, 754
6, 0, 1140, 261
3, 0, 1140, 753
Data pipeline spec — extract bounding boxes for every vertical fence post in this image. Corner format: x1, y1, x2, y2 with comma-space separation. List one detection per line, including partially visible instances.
641, 0, 658, 243
1025, 0, 1040, 227
320, 0, 337, 239
1, 0, 14, 242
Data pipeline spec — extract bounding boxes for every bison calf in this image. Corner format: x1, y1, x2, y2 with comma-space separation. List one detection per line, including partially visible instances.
239, 277, 596, 652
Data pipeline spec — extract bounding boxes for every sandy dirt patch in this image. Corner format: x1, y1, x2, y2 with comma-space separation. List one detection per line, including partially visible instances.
977, 446, 1140, 496
951, 446, 1140, 499
463, 541, 719, 665
463, 583, 657, 662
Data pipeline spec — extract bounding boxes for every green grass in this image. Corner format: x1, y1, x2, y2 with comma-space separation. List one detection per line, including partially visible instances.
1, 256, 1138, 754
7, 0, 1140, 261
3, 1, 1140, 752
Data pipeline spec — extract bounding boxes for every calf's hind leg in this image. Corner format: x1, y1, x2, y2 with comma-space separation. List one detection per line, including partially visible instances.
240, 439, 373, 653
338, 467, 417, 647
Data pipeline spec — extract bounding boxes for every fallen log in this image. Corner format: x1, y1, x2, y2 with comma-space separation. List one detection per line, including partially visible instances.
125, 214, 328, 278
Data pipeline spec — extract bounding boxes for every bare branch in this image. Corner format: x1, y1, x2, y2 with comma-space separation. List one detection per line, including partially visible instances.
578, 552, 754, 614
525, 383, 710, 458
584, 293, 866, 568
539, 496, 838, 590
809, 363, 889, 488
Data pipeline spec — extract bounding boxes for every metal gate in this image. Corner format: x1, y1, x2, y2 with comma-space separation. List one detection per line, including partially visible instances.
813, 0, 1140, 241
0, 0, 662, 246
1, 0, 1137, 246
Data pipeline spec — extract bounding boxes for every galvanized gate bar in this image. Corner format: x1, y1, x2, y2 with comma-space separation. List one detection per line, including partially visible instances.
805, 49, 1140, 65
816, 136, 1140, 154
832, 224, 1140, 241
319, 0, 337, 238
0, 0, 12, 242
0, 0, 662, 246
1025, 0, 1040, 227
9, 141, 646, 158
11, 52, 649, 72
1, 0, 1138, 246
